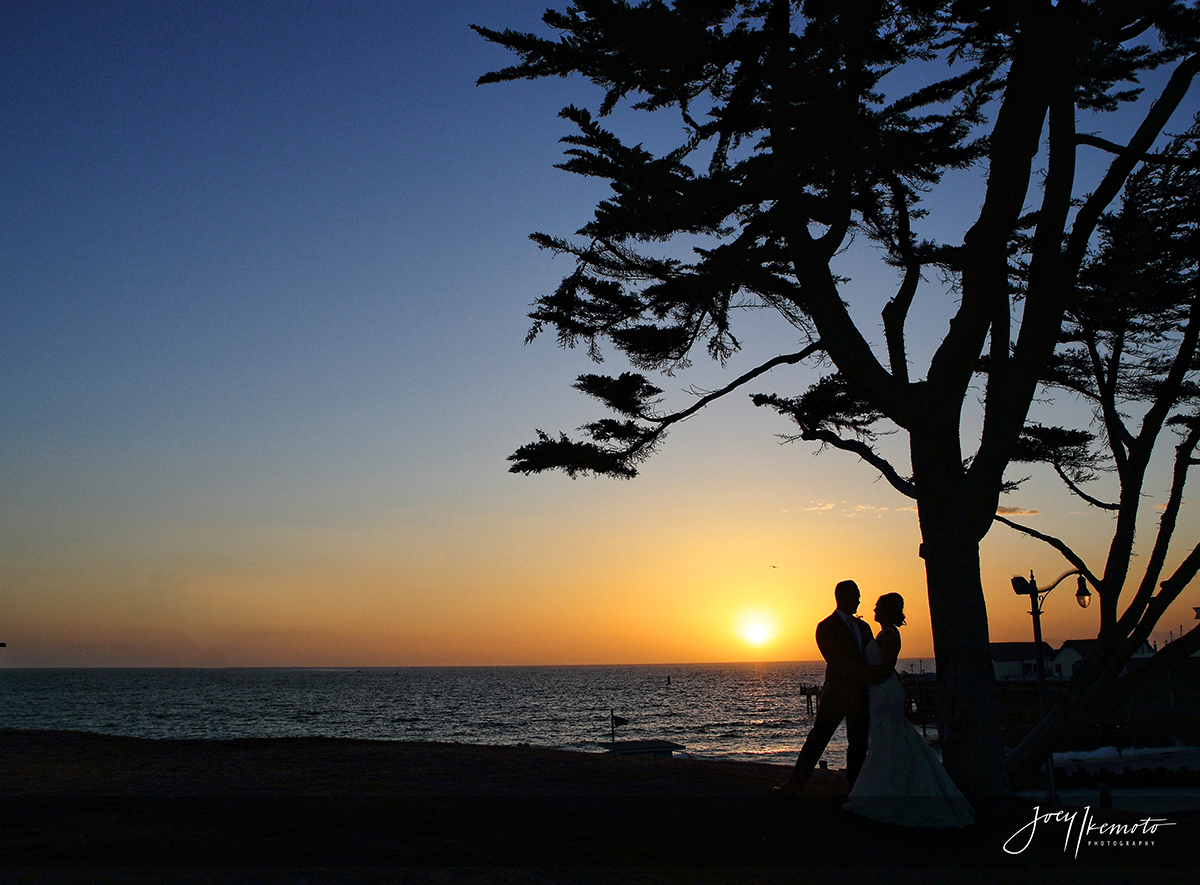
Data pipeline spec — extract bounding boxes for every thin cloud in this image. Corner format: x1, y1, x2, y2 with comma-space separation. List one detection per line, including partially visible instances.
807, 501, 914, 515
996, 506, 1040, 516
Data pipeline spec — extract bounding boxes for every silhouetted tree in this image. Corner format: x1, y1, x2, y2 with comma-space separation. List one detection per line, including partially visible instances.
1002, 118, 1200, 777
475, 1, 1200, 797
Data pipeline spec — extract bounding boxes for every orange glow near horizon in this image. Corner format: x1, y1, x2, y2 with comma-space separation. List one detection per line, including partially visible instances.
3, 472, 1198, 667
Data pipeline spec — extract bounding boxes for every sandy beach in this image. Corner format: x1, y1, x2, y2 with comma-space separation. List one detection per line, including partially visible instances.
1, 729, 1194, 884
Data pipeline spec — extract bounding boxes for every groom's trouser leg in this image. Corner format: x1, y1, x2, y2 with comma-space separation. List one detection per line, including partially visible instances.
789, 692, 846, 786
844, 691, 869, 787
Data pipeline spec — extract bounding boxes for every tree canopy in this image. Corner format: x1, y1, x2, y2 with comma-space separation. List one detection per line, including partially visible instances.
476, 0, 1200, 797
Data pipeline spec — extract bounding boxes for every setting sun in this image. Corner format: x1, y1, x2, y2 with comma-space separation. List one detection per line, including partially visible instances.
743, 623, 771, 644
738, 612, 776, 646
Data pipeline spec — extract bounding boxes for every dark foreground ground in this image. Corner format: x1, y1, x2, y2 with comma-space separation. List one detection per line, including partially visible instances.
0, 730, 1194, 884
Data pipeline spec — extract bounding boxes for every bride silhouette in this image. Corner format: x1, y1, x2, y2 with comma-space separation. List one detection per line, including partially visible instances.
842, 593, 974, 828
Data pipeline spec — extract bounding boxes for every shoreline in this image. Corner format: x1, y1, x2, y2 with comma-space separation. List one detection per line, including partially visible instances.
1, 729, 1196, 882
0, 728, 799, 798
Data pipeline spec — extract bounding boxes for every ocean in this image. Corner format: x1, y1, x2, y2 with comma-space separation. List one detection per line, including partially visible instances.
0, 661, 935, 767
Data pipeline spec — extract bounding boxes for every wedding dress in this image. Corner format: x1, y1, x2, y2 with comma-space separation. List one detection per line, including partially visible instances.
842, 630, 974, 827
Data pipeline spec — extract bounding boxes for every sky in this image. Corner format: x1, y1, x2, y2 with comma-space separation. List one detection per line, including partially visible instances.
3, 1, 1199, 667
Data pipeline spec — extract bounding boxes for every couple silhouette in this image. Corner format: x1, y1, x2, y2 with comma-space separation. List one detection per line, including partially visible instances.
776, 580, 973, 828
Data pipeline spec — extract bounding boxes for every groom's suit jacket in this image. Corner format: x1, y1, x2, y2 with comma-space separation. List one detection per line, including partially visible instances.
815, 611, 874, 700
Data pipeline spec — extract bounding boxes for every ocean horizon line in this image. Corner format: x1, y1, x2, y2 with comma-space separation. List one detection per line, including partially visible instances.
0, 657, 937, 671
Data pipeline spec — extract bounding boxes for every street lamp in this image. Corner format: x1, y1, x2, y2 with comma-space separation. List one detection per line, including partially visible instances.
1010, 569, 1092, 805
1010, 569, 1090, 712
1011, 570, 1091, 610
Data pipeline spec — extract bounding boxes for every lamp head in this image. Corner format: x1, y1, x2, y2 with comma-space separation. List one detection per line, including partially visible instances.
1075, 575, 1091, 609
1012, 575, 1033, 595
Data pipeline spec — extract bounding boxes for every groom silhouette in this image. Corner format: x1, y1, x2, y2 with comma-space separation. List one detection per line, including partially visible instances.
776, 580, 873, 794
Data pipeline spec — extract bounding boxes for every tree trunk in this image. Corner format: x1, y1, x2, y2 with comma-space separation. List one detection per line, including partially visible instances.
920, 516, 1012, 799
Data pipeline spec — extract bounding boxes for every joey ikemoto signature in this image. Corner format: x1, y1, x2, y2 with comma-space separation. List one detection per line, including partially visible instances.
1003, 805, 1175, 858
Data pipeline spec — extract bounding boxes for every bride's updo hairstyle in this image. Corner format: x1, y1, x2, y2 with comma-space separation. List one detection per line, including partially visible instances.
877, 593, 907, 626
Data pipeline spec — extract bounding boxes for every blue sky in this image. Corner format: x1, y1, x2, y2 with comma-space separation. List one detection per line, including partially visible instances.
3, 1, 1198, 666
4, 2, 574, 531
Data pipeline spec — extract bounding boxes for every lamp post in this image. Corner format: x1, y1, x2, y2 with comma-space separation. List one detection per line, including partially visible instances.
1010, 569, 1092, 805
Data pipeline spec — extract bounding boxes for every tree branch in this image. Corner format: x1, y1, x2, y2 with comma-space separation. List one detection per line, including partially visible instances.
1066, 52, 1200, 274
647, 342, 825, 428
1076, 133, 1200, 168
792, 427, 917, 499
1051, 461, 1119, 510
1100, 292, 1200, 626
1084, 323, 1133, 469
881, 177, 919, 386
1122, 421, 1200, 633
974, 31, 1079, 501
766, 0, 908, 430
1127, 291, 1200, 470
992, 513, 1098, 586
